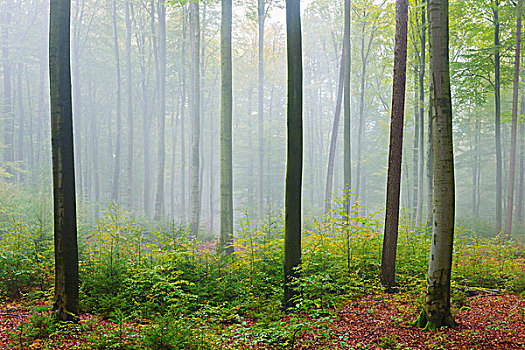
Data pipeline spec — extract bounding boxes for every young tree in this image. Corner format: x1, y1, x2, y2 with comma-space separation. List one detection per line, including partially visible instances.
380, 0, 408, 291
220, 0, 233, 254
415, 0, 457, 330
49, 0, 79, 321
504, 0, 522, 237
283, 0, 302, 310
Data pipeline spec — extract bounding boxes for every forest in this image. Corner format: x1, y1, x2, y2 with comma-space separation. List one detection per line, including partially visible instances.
0, 0, 524, 348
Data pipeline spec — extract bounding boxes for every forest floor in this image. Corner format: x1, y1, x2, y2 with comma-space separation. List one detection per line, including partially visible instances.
0, 292, 523, 349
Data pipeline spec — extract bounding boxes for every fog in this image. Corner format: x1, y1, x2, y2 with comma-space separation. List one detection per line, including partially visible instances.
0, 0, 523, 237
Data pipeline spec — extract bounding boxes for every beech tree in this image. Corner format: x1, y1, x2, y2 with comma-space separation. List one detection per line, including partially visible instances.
283, 0, 302, 310
220, 0, 233, 254
380, 0, 408, 292
49, 0, 79, 321
415, 0, 457, 330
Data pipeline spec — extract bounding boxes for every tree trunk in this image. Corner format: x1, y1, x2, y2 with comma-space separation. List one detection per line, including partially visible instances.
124, 0, 134, 209
154, 0, 167, 221
220, 0, 234, 255
180, 6, 187, 221
49, 0, 79, 322
283, 0, 302, 311
416, 0, 456, 330
517, 118, 524, 226
426, 96, 433, 227
16, 64, 25, 183
504, 0, 521, 237
111, 0, 121, 202
37, 0, 48, 166
413, 66, 419, 221
189, 1, 201, 238
343, 0, 352, 218
494, 0, 503, 234
258, 0, 266, 221
417, 0, 426, 225
324, 43, 345, 213
2, 0, 13, 177
381, 0, 408, 292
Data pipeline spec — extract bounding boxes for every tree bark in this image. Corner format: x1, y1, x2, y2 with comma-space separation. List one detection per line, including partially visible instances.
417, 0, 426, 225
283, 0, 302, 311
258, 0, 266, 221
416, 0, 457, 330
504, 0, 521, 237
49, 0, 79, 321
381, 0, 408, 292
220, 0, 234, 255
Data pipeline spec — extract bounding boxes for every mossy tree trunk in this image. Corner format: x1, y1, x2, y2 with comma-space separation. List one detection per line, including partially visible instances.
283, 0, 303, 311
416, 0, 457, 330
49, 0, 79, 322
220, 0, 234, 255
381, 0, 408, 292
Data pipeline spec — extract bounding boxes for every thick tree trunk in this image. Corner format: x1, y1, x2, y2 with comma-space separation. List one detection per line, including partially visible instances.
416, 0, 456, 330
343, 0, 352, 218
220, 0, 234, 255
154, 0, 167, 221
189, 1, 201, 238
111, 0, 121, 202
124, 0, 134, 209
381, 0, 408, 291
49, 0, 79, 321
504, 0, 521, 237
494, 1, 503, 233
283, 0, 303, 310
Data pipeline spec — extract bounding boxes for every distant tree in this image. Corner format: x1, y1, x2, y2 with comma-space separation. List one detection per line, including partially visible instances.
190, 0, 201, 237
111, 0, 122, 203
2, 0, 13, 178
504, 0, 522, 237
220, 0, 233, 255
343, 0, 352, 218
125, 0, 134, 209
49, 0, 79, 321
154, 0, 167, 221
494, 0, 503, 233
283, 0, 302, 310
415, 0, 457, 330
380, 0, 408, 292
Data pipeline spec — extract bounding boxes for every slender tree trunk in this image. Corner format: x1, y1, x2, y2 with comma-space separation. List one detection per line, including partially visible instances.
25, 66, 35, 174
37, 0, 48, 166
154, 0, 167, 221
111, 0, 121, 202
90, 86, 100, 218
189, 1, 201, 238
494, 0, 503, 233
16, 64, 25, 183
416, 0, 456, 330
283, 0, 302, 311
258, 0, 266, 221
220, 0, 234, 255
417, 0, 426, 225
2, 0, 13, 177
504, 0, 521, 237
426, 97, 433, 227
49, 0, 79, 321
181, 6, 187, 221
413, 66, 419, 221
125, 0, 134, 209
517, 118, 524, 225
381, 0, 408, 292
343, 0, 352, 218
324, 43, 345, 213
